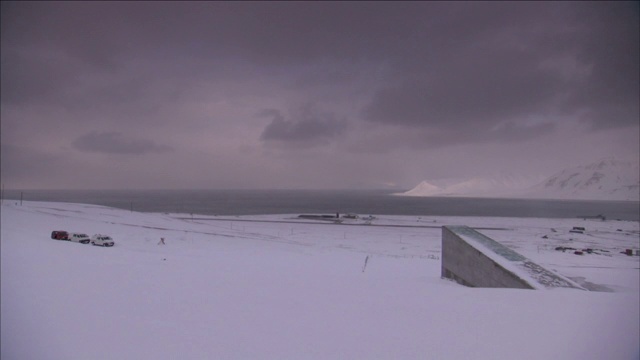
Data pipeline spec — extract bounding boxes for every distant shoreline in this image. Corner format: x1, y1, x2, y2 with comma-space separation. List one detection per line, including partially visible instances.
2, 190, 638, 221
393, 191, 640, 202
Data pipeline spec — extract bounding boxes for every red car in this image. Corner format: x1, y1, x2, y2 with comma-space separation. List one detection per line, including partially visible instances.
51, 231, 69, 240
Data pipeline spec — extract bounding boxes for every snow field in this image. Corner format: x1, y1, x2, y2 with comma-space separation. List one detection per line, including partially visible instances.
1, 201, 639, 359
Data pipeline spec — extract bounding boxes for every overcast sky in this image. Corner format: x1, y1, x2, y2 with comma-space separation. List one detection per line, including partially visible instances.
1, 1, 638, 190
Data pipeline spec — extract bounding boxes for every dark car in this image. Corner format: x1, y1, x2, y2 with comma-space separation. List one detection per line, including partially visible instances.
51, 231, 69, 240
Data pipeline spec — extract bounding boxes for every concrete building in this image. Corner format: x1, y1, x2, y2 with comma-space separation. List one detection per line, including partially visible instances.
441, 225, 584, 290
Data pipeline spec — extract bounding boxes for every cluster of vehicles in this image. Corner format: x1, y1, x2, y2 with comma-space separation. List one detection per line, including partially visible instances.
51, 231, 115, 247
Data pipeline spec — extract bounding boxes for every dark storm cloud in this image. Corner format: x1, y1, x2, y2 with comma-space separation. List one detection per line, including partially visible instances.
564, 2, 640, 130
1, 2, 228, 123
259, 105, 347, 148
72, 132, 173, 155
1, 1, 638, 189
2, 2, 637, 134
362, 1, 639, 141
364, 53, 564, 128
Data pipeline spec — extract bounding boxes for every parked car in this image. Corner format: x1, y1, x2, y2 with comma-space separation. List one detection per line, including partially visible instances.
91, 234, 115, 247
51, 230, 70, 240
69, 233, 91, 244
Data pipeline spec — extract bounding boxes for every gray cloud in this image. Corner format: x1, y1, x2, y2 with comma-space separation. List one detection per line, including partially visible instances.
3, 2, 637, 132
364, 55, 564, 129
564, 2, 640, 130
347, 121, 556, 154
362, 1, 638, 141
72, 132, 173, 155
1, 144, 60, 184
485, 122, 556, 143
259, 105, 347, 148
414, 122, 557, 150
1, 2, 638, 189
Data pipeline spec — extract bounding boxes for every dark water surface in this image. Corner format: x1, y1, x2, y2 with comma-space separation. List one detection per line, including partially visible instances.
2, 189, 638, 221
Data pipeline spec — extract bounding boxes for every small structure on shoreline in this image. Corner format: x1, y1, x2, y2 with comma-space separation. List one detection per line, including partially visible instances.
577, 214, 606, 221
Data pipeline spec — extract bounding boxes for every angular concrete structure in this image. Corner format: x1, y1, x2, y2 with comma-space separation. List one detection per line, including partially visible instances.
442, 226, 584, 290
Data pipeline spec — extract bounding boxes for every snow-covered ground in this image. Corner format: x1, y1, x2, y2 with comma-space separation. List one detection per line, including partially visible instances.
2, 201, 639, 360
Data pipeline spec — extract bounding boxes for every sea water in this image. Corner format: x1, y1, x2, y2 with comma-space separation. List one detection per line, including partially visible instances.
2, 189, 639, 221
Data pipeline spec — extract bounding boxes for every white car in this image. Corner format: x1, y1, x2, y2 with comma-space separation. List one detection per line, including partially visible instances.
69, 233, 91, 244
91, 234, 115, 247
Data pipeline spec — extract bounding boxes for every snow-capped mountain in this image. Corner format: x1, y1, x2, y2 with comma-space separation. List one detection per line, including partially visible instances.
524, 158, 639, 201
399, 158, 639, 201
402, 181, 442, 196
441, 176, 536, 197
399, 174, 540, 198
